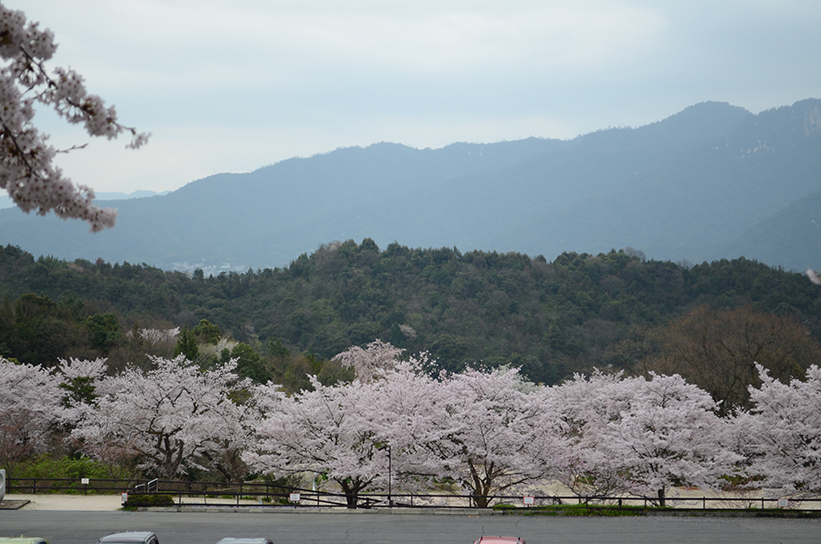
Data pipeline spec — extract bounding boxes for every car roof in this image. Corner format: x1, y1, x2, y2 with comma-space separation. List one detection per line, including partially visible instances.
98, 532, 157, 543
215, 539, 273, 544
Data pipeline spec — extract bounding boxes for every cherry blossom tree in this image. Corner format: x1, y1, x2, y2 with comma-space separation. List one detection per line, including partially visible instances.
534, 371, 626, 501
248, 341, 743, 509
133, 327, 180, 348
335, 343, 556, 506
71, 356, 249, 480
733, 364, 821, 497
0, 357, 67, 467
419, 367, 548, 507
334, 339, 405, 382
585, 372, 739, 506
246, 343, 441, 508
248, 343, 561, 508
245, 376, 389, 508
0, 3, 148, 231
55, 357, 143, 478
358, 358, 450, 490
537, 371, 742, 506
57, 356, 108, 407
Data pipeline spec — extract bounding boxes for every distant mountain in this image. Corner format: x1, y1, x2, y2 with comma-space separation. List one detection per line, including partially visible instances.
718, 189, 821, 272
1, 99, 819, 272
0, 189, 167, 209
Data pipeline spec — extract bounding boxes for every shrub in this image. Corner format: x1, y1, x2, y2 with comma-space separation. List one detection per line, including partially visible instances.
123, 494, 175, 507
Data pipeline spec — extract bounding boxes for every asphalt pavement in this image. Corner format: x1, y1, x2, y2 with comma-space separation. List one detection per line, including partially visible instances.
2, 509, 820, 544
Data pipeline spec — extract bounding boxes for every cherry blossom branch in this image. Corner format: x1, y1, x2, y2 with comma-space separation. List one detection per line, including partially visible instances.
0, 3, 149, 231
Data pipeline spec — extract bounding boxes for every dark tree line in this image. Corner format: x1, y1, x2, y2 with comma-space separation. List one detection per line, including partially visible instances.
1, 240, 820, 390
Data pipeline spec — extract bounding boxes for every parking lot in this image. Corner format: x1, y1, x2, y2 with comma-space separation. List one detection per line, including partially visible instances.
2, 509, 820, 544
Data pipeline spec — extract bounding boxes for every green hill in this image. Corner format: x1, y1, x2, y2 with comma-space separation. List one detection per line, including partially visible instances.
2, 241, 819, 386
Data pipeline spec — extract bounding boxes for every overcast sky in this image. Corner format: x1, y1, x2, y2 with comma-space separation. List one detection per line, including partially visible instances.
14, 0, 821, 194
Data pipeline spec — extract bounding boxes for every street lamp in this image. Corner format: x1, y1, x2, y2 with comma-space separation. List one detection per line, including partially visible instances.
377, 444, 392, 506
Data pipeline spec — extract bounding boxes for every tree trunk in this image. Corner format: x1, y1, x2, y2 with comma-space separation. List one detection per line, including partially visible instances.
657, 488, 666, 508
338, 479, 361, 509
473, 492, 490, 508
466, 458, 494, 508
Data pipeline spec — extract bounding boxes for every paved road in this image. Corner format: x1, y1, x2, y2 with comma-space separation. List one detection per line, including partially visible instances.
1, 510, 819, 544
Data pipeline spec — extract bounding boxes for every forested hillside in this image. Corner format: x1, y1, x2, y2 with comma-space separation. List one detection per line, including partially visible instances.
2, 240, 819, 389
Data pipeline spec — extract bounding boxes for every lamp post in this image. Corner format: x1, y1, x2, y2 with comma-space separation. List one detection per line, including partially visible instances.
378, 444, 392, 506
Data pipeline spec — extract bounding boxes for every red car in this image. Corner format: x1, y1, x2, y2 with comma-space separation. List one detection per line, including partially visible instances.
474, 538, 526, 544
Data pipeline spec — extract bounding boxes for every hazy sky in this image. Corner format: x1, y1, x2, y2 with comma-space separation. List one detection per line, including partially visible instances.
15, 0, 821, 194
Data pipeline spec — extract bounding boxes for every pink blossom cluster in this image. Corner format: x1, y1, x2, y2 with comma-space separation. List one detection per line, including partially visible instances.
124, 327, 181, 346
57, 356, 108, 380
0, 4, 148, 231
244, 353, 741, 507
333, 339, 405, 381
245, 343, 821, 506
68, 355, 252, 479
0, 358, 68, 466
2, 345, 819, 505
732, 364, 821, 498
539, 371, 741, 505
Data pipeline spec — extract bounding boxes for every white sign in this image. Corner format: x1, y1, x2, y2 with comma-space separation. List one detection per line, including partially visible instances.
523, 496, 535, 506
121, 493, 129, 504
778, 498, 789, 508
289, 493, 301, 502
81, 478, 90, 485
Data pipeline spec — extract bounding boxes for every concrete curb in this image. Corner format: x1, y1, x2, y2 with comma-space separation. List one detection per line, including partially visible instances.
136, 505, 493, 515
129, 505, 821, 518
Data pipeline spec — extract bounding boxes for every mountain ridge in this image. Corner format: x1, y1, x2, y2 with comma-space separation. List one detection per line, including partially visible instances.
0, 99, 818, 272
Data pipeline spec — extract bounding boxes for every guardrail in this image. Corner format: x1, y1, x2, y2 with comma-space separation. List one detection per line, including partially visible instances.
132, 478, 158, 494
7, 477, 820, 511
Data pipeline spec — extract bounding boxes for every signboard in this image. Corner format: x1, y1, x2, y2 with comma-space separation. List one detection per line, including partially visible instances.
523, 496, 535, 506
81, 478, 90, 485
289, 493, 301, 502
778, 498, 789, 508
121, 493, 129, 504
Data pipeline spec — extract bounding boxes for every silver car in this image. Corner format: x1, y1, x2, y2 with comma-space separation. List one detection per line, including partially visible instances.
97, 532, 159, 544
216, 539, 273, 544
